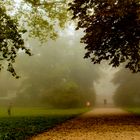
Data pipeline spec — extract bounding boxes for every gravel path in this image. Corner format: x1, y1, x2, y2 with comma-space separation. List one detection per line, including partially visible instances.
31, 108, 140, 140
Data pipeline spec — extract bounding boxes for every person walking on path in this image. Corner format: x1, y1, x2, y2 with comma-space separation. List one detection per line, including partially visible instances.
104, 99, 107, 106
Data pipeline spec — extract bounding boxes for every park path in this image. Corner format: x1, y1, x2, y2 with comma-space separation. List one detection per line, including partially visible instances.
31, 107, 140, 140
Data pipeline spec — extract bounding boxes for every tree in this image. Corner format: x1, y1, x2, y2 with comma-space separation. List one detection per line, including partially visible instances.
69, 0, 140, 72
0, 0, 69, 77
11, 35, 99, 108
113, 69, 140, 107
17, 0, 68, 41
0, 4, 31, 77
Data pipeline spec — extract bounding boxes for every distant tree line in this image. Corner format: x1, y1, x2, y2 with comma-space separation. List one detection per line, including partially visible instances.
113, 69, 140, 107
0, 36, 99, 108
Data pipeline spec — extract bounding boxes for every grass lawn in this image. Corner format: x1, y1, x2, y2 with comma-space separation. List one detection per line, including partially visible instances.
0, 107, 90, 140
126, 107, 140, 115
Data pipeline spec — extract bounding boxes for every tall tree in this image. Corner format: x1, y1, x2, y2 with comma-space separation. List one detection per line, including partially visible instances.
69, 0, 140, 72
0, 0, 69, 77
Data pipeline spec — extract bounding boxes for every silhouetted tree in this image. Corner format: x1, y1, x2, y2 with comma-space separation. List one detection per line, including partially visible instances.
69, 0, 140, 72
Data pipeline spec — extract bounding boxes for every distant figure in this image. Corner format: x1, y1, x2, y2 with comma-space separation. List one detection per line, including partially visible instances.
8, 104, 12, 116
104, 99, 107, 106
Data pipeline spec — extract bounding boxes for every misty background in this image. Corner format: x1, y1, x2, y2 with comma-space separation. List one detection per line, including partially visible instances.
0, 24, 139, 109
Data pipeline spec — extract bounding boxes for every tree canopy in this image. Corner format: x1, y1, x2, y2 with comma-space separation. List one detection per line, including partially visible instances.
0, 4, 31, 77
69, 0, 140, 72
1, 0, 140, 77
0, 0, 69, 77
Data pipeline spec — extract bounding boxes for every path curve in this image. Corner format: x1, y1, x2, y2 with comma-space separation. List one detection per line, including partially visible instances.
31, 108, 140, 140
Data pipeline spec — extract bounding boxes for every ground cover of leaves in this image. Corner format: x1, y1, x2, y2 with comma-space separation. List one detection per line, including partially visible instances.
31, 108, 140, 140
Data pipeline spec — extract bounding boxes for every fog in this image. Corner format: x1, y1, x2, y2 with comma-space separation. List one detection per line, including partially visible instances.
1, 25, 139, 109
95, 65, 119, 106
0, 27, 106, 108
113, 68, 140, 107
1, 24, 138, 109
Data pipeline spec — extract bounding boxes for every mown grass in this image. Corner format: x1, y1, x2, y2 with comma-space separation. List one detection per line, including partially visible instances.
126, 107, 140, 115
0, 107, 90, 117
0, 107, 90, 140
